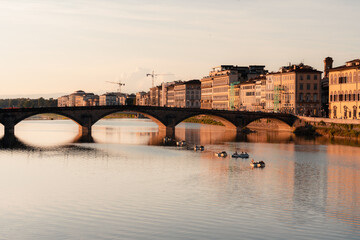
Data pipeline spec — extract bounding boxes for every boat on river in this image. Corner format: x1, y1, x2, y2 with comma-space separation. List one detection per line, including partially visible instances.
250, 160, 265, 168
194, 145, 204, 151
215, 151, 227, 157
176, 140, 186, 147
232, 152, 249, 158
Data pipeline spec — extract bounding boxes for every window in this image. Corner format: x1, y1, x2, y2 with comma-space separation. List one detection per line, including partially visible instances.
314, 75, 318, 80
339, 76, 347, 84
307, 75, 311, 80
299, 93, 303, 102
313, 94, 317, 102
300, 84, 303, 90
314, 83, 317, 90
300, 75, 303, 80
306, 94, 311, 102
307, 83, 310, 90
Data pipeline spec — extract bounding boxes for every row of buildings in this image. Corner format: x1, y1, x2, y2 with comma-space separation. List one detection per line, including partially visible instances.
135, 57, 360, 120
136, 79, 202, 108
58, 90, 135, 107
57, 57, 360, 120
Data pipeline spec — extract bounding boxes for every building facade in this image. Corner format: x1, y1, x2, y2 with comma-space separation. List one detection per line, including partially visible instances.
239, 79, 256, 111
150, 86, 162, 106
266, 64, 322, 116
201, 65, 267, 110
136, 91, 147, 105
99, 93, 118, 106
328, 59, 360, 119
58, 90, 99, 107
166, 85, 175, 107
229, 83, 240, 110
174, 80, 201, 108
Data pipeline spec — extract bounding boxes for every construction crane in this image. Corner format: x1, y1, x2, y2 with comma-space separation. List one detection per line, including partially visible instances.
146, 71, 174, 88
106, 80, 125, 94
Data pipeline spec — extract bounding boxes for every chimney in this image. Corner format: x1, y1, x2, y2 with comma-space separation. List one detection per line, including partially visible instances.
324, 57, 333, 78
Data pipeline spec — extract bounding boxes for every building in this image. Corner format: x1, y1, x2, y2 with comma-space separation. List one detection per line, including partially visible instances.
265, 74, 275, 112
266, 64, 322, 116
150, 86, 162, 106
136, 91, 147, 105
68, 90, 86, 106
185, 80, 201, 108
126, 94, 136, 105
99, 93, 118, 106
58, 95, 69, 107
328, 59, 360, 119
136, 91, 150, 106
321, 57, 333, 117
239, 79, 256, 111
200, 65, 267, 110
159, 81, 183, 107
254, 75, 267, 111
57, 90, 99, 107
200, 76, 213, 109
229, 83, 240, 110
174, 80, 201, 108
166, 84, 175, 107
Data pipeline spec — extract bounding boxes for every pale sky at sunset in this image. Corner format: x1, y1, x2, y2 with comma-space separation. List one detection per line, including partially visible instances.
1, 0, 359, 97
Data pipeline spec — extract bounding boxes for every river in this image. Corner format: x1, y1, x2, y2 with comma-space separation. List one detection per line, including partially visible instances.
0, 119, 359, 240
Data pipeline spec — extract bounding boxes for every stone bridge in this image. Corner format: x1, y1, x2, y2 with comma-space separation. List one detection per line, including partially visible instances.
0, 106, 299, 137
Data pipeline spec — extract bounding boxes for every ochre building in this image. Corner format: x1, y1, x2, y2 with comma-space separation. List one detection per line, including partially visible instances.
328, 59, 360, 119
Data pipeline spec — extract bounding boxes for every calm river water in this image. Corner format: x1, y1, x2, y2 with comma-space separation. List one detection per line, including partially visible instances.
0, 119, 359, 240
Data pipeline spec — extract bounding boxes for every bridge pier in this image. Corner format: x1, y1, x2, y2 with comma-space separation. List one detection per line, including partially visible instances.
4, 123, 15, 137
159, 126, 175, 138
236, 126, 246, 133
79, 125, 92, 138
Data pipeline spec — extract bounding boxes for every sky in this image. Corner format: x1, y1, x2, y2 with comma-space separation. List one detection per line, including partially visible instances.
0, 0, 360, 98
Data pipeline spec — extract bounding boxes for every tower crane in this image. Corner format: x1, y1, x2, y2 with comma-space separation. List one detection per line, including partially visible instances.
106, 80, 125, 94
146, 71, 174, 88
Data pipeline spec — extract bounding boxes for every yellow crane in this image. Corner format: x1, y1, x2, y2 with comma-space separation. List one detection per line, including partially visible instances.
146, 71, 174, 88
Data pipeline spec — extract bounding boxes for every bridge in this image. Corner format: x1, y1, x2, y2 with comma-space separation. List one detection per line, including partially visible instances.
0, 106, 299, 138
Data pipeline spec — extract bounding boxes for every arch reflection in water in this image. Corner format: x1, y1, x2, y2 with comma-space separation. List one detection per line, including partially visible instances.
92, 118, 164, 145
15, 118, 79, 147
0, 124, 4, 138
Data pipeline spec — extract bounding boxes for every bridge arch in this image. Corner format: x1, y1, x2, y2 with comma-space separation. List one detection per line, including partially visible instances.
91, 109, 167, 129
13, 111, 83, 126
173, 113, 237, 129
243, 115, 297, 130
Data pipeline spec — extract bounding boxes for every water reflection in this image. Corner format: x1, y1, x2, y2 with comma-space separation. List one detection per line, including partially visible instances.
0, 134, 31, 150
0, 119, 360, 239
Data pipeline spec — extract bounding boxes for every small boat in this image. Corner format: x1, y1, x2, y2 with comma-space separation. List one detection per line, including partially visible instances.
194, 145, 204, 151
176, 140, 186, 147
163, 136, 173, 143
215, 151, 227, 157
250, 160, 265, 168
232, 152, 249, 158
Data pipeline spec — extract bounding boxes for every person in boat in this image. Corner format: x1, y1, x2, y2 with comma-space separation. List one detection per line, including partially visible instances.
234, 151, 238, 155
